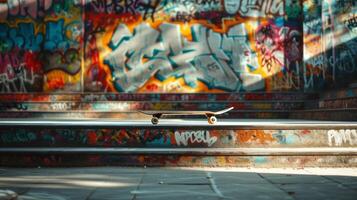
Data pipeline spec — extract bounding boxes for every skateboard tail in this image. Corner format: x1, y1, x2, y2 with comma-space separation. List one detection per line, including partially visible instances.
213, 107, 234, 115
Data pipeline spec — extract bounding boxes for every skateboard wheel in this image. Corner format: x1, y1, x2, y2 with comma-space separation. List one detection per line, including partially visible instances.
208, 116, 217, 124
151, 117, 159, 125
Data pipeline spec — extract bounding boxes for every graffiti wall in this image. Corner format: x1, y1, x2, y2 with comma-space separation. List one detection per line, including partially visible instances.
1, 128, 356, 147
84, 0, 303, 92
1, 128, 356, 167
0, 0, 82, 92
303, 0, 357, 90
2, 154, 357, 167
0, 1, 355, 93
0, 0, 303, 93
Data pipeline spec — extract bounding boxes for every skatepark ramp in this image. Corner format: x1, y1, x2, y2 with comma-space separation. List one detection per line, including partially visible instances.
0, 92, 356, 168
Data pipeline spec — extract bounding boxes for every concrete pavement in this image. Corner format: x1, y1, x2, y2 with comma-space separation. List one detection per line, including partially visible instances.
0, 167, 356, 200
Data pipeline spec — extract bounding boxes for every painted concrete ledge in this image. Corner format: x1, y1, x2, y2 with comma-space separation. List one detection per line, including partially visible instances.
0, 119, 357, 129
0, 147, 356, 156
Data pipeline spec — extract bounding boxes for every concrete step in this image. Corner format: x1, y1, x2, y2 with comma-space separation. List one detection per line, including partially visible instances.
0, 119, 356, 167
304, 86, 357, 111
319, 87, 357, 100
305, 97, 357, 109
0, 125, 356, 148
0, 92, 317, 121
0, 92, 314, 120
0, 111, 290, 119
0, 154, 356, 168
0, 101, 305, 112
0, 92, 316, 102
290, 109, 357, 121
1, 147, 356, 155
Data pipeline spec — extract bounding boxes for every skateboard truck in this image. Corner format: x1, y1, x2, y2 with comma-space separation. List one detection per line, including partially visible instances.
206, 114, 217, 125
151, 114, 162, 125
139, 107, 234, 125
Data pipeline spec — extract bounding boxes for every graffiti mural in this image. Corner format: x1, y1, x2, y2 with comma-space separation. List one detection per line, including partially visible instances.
84, 0, 303, 92
1, 128, 356, 148
102, 22, 262, 92
0, 0, 82, 92
0, 1, 355, 93
303, 0, 357, 91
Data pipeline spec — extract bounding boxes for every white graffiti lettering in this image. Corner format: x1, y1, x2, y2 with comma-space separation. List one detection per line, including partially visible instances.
105, 22, 264, 92
174, 130, 217, 147
328, 129, 357, 146
224, 0, 284, 17
0, 0, 54, 20
0, 64, 40, 92
50, 103, 69, 111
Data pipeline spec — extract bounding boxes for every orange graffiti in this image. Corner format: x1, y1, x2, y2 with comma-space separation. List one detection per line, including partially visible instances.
237, 130, 275, 144
44, 70, 81, 92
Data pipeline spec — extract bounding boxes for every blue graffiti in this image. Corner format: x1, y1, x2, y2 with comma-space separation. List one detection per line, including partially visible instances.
145, 137, 171, 147
19, 23, 43, 51
272, 131, 299, 145
104, 23, 264, 92
0, 20, 77, 53
0, 23, 43, 52
44, 19, 70, 51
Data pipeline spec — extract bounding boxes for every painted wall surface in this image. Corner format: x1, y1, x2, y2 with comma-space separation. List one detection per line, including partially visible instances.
0, 0, 82, 92
84, 0, 302, 92
303, 0, 357, 90
1, 128, 356, 147
0, 0, 355, 93
1, 154, 357, 167
0, 92, 312, 119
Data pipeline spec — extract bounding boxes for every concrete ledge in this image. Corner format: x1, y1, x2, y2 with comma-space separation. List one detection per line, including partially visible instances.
0, 119, 356, 129
0, 147, 356, 156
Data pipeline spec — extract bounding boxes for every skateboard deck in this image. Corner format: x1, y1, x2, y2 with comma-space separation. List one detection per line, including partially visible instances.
139, 107, 234, 125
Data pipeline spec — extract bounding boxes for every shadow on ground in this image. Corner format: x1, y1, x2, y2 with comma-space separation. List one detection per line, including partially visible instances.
0, 167, 357, 200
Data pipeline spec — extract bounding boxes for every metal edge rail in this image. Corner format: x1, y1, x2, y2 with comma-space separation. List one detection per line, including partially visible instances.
0, 119, 357, 129
0, 119, 357, 130
293, 108, 357, 112
0, 100, 312, 103
0, 147, 356, 156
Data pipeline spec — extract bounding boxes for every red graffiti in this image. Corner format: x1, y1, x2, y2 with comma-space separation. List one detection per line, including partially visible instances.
87, 131, 98, 145
47, 77, 65, 90
24, 51, 42, 72
145, 83, 159, 91
85, 37, 110, 91
256, 23, 284, 72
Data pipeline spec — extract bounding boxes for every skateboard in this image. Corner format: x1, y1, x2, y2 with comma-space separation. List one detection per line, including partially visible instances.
139, 107, 234, 125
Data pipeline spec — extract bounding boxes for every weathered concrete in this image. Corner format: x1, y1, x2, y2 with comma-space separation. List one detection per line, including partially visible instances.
0, 167, 357, 200
0, 119, 356, 168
